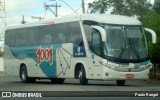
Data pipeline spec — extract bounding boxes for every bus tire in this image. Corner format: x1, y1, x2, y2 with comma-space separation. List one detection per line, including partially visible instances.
51, 78, 65, 84
116, 80, 125, 86
79, 65, 88, 85
20, 65, 36, 83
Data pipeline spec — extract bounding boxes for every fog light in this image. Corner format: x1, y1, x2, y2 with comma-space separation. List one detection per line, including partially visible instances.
105, 72, 109, 76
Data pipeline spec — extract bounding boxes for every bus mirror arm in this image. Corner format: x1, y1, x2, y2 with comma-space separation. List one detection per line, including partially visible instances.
91, 25, 106, 42
145, 28, 157, 44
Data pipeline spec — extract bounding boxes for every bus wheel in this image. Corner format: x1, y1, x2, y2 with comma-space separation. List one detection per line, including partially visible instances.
20, 66, 36, 83
116, 80, 125, 86
51, 78, 65, 84
79, 65, 88, 85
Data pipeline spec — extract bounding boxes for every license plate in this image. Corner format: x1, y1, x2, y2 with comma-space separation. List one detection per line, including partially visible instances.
126, 74, 134, 78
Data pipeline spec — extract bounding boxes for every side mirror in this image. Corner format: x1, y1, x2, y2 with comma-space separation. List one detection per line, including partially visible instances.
91, 25, 106, 42
145, 28, 157, 44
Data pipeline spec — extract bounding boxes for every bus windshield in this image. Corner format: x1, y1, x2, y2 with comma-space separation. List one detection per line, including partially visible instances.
103, 25, 148, 60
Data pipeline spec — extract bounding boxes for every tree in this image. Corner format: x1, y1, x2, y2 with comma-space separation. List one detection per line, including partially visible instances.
0, 51, 3, 57
154, 0, 160, 13
88, 0, 152, 20
88, 0, 110, 13
143, 11, 160, 64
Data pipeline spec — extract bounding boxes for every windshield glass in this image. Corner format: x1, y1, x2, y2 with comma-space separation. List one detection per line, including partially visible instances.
103, 25, 148, 60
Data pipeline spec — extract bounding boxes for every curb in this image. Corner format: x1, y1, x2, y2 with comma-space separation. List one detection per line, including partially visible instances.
144, 79, 160, 83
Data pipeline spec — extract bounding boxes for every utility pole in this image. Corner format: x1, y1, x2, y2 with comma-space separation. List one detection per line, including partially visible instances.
21, 15, 26, 24
44, 2, 61, 17
82, 0, 85, 14
0, 0, 6, 51
55, 2, 61, 17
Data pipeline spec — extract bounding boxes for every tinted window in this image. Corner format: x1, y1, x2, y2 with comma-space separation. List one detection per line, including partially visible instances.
16, 28, 28, 46
53, 23, 67, 43
92, 29, 101, 55
28, 27, 39, 45
67, 21, 83, 45
83, 25, 92, 47
5, 29, 16, 46
39, 25, 52, 44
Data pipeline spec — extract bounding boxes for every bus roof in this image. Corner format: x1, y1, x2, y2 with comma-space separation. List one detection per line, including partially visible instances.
81, 14, 142, 25
6, 14, 142, 30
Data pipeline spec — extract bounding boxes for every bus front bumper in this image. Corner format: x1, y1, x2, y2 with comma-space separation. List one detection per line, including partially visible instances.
102, 67, 150, 80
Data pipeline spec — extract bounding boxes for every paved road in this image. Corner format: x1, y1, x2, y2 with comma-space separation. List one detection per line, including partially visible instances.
0, 74, 160, 92
0, 74, 160, 99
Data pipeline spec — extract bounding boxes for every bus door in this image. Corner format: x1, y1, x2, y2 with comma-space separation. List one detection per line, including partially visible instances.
88, 28, 103, 79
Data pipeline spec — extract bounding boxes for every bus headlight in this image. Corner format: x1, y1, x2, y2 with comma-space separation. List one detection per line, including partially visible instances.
102, 62, 117, 69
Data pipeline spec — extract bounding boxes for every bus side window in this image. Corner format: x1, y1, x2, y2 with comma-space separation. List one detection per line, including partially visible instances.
53, 23, 67, 44
91, 29, 102, 55
83, 25, 92, 48
5, 29, 16, 46
39, 25, 52, 44
28, 27, 40, 45
67, 21, 83, 46
16, 28, 28, 46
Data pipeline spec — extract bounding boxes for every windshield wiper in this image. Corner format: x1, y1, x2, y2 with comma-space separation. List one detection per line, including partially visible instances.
128, 38, 140, 46
128, 38, 140, 59
118, 38, 140, 59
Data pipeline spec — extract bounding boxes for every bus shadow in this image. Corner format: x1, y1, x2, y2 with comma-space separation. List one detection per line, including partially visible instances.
15, 80, 132, 87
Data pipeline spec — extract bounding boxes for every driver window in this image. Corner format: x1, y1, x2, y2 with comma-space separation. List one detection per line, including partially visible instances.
91, 29, 101, 55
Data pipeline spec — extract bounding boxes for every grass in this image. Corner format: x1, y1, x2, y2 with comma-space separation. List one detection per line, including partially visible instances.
0, 71, 4, 74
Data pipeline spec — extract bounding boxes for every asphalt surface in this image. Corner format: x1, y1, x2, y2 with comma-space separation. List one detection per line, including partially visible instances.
0, 74, 160, 99
0, 74, 160, 91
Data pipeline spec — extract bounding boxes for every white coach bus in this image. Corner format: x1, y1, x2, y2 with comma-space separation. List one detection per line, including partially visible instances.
4, 14, 156, 86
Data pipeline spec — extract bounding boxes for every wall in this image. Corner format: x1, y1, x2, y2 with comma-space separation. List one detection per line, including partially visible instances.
0, 57, 4, 71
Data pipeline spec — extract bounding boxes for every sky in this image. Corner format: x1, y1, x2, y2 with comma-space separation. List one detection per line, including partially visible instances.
5, 0, 95, 26
1, 0, 155, 29
0, 0, 155, 50
0, 0, 95, 50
